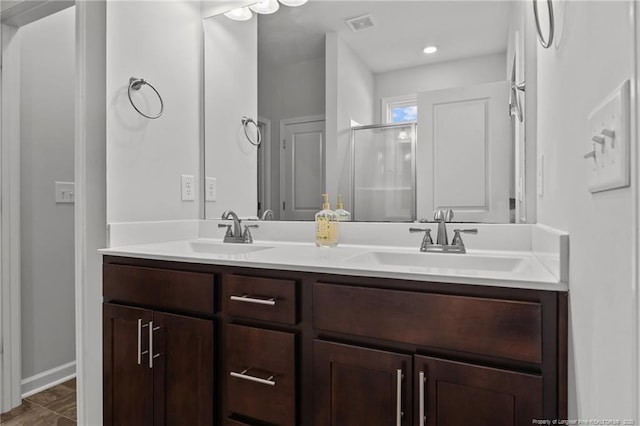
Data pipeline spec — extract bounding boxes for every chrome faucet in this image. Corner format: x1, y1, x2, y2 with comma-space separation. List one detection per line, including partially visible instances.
433, 209, 454, 245
411, 209, 478, 253
260, 209, 274, 221
218, 210, 248, 243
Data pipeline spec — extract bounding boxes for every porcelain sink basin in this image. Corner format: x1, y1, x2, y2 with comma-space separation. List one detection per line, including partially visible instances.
188, 241, 274, 255
344, 251, 526, 273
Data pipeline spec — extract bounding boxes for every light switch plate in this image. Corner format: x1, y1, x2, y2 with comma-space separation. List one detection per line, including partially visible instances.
181, 175, 195, 201
205, 177, 217, 202
55, 181, 75, 204
586, 80, 630, 193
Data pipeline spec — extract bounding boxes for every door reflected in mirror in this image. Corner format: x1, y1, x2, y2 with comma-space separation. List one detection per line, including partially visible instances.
203, 1, 535, 223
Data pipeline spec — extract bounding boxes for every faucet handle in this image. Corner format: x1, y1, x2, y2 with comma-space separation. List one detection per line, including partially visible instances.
409, 227, 434, 251
218, 223, 233, 236
243, 224, 259, 243
451, 228, 478, 250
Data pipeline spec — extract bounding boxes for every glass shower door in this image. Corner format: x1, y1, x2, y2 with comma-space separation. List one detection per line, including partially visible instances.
350, 123, 416, 221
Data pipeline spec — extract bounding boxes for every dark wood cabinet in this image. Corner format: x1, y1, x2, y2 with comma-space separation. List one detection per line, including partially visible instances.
103, 264, 215, 426
313, 340, 412, 426
103, 255, 566, 426
103, 303, 153, 426
415, 355, 542, 426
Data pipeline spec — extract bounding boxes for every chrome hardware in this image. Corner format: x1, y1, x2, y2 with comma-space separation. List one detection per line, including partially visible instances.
137, 319, 149, 365
220, 210, 247, 243
419, 371, 426, 426
229, 294, 276, 306
433, 209, 453, 245
260, 209, 274, 220
414, 211, 478, 253
230, 368, 276, 386
409, 228, 433, 252
243, 224, 259, 243
396, 369, 403, 426
450, 228, 478, 254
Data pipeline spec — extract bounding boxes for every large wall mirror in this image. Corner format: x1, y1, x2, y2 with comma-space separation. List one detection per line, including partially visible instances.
203, 0, 535, 223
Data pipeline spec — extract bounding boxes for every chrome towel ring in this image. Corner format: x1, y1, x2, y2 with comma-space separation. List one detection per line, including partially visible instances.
128, 77, 164, 119
241, 116, 262, 146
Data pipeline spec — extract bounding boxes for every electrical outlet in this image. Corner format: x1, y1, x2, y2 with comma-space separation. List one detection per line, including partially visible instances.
537, 155, 544, 198
55, 181, 75, 204
181, 175, 195, 201
206, 177, 217, 202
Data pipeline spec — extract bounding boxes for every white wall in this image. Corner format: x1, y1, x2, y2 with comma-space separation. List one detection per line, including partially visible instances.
374, 52, 506, 122
204, 14, 257, 219
326, 32, 375, 210
106, 1, 202, 223
19, 5, 75, 384
259, 54, 325, 217
536, 1, 637, 418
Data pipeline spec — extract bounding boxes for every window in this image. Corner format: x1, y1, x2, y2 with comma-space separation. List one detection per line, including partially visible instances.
382, 94, 418, 124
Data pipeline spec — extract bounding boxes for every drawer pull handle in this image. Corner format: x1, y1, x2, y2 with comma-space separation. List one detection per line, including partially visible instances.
137, 319, 150, 365
396, 369, 403, 426
230, 369, 276, 386
229, 294, 276, 306
419, 371, 426, 426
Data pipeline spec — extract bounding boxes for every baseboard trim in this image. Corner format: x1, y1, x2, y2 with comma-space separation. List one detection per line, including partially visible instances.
21, 361, 76, 398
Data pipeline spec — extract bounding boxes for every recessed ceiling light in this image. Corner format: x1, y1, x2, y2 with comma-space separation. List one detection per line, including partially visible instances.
423, 46, 438, 54
224, 7, 253, 21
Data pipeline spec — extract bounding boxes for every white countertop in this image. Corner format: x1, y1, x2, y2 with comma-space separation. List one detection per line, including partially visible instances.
99, 238, 568, 292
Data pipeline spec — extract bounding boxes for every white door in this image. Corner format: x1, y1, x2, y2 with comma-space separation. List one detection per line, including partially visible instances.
417, 81, 511, 223
280, 118, 325, 221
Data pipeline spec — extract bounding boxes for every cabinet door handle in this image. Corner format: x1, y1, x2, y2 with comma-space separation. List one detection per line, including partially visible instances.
396, 369, 403, 426
419, 371, 426, 426
137, 319, 149, 365
148, 322, 162, 369
229, 294, 276, 306
230, 369, 276, 386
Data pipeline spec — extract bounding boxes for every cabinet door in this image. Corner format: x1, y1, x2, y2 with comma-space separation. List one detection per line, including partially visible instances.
103, 303, 154, 426
152, 311, 214, 426
313, 340, 412, 426
414, 355, 542, 426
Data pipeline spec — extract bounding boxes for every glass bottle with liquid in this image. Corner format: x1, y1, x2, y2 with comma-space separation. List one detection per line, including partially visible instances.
335, 195, 351, 222
315, 193, 338, 247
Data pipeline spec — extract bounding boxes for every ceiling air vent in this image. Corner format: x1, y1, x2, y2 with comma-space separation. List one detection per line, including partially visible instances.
345, 14, 375, 32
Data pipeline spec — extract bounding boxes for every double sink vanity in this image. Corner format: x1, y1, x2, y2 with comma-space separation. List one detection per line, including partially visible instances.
100, 219, 568, 425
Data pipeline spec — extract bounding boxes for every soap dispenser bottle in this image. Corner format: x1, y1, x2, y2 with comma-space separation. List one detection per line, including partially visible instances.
335, 195, 351, 222
315, 193, 338, 247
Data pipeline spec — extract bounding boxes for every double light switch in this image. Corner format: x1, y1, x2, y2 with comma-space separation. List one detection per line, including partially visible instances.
584, 80, 630, 193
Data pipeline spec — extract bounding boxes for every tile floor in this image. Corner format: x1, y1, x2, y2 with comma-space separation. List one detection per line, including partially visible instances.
0, 379, 76, 425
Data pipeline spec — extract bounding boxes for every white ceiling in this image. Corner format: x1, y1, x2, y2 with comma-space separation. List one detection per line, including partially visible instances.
258, 0, 512, 74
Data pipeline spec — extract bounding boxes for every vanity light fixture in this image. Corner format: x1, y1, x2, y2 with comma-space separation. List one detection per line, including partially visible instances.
278, 0, 308, 6
250, 0, 280, 15
423, 46, 438, 54
224, 7, 253, 21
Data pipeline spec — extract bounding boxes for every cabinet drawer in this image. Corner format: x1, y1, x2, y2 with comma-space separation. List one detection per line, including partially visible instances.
223, 274, 297, 324
313, 283, 542, 364
225, 324, 295, 426
103, 264, 214, 316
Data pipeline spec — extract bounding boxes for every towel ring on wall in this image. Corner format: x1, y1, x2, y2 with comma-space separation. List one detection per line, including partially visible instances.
533, 0, 554, 49
241, 116, 262, 146
128, 77, 164, 119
